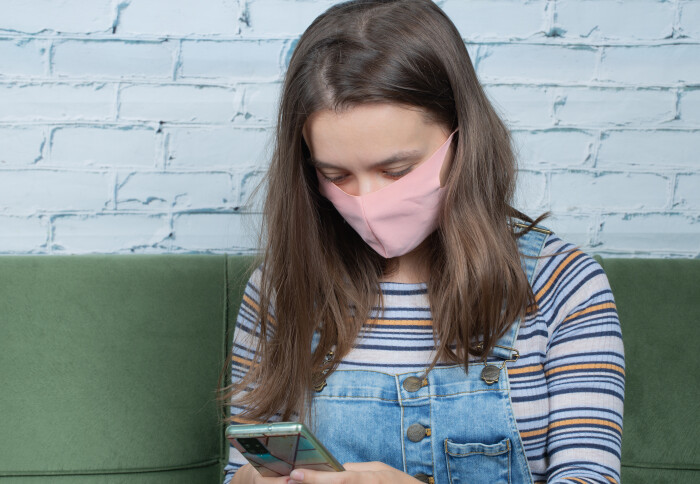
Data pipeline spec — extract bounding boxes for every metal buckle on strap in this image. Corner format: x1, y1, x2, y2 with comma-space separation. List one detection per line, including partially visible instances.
477, 344, 520, 385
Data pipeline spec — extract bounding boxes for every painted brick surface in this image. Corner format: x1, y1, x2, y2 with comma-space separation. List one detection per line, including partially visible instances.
53, 40, 176, 78
0, 0, 697, 257
0, 127, 46, 165
0, 39, 46, 76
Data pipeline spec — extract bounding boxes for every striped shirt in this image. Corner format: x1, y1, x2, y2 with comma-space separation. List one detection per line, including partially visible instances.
223, 233, 625, 484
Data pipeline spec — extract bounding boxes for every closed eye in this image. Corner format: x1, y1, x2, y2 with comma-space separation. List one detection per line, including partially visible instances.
320, 166, 413, 183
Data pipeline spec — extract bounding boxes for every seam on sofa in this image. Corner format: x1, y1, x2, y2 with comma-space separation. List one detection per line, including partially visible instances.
0, 459, 220, 477
622, 462, 700, 471
220, 252, 231, 477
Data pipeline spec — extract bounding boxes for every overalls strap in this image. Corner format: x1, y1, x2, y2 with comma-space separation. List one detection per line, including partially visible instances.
488, 222, 551, 361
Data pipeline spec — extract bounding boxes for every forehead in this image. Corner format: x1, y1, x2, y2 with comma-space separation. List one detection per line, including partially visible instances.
302, 103, 436, 163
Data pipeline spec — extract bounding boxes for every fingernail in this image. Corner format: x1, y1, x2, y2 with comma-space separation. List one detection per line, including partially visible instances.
290, 469, 304, 481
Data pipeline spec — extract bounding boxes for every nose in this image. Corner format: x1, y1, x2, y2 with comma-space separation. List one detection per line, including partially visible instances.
353, 174, 389, 196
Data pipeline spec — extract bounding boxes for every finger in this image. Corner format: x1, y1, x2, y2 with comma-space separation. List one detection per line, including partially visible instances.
289, 468, 343, 484
250, 468, 293, 484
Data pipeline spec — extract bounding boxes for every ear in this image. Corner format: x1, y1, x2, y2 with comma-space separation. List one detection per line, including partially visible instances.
439, 140, 456, 188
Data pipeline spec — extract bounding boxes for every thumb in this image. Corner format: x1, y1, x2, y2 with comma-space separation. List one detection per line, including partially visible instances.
288, 468, 328, 483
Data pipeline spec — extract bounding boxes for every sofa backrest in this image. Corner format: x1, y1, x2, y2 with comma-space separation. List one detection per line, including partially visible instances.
1, 254, 698, 483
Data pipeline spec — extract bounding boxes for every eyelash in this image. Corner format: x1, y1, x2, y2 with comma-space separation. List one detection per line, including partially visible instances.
321, 166, 413, 183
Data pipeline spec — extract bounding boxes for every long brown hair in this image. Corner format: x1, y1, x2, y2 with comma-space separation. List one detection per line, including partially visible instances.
218, 0, 548, 426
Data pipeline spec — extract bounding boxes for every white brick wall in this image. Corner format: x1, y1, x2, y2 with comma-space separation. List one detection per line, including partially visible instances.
0, 0, 697, 257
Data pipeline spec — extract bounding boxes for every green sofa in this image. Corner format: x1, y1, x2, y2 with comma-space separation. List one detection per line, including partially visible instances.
1, 254, 697, 483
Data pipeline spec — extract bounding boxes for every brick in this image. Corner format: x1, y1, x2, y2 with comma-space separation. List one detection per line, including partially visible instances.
555, 87, 675, 125
118, 84, 237, 122
598, 213, 700, 254
540, 212, 600, 250
482, 85, 552, 126
0, 170, 111, 213
52, 213, 171, 253
167, 127, 271, 168
674, 174, 700, 210
51, 127, 156, 167
679, 88, 700, 124
513, 170, 548, 211
512, 129, 594, 169
0, 216, 48, 252
0, 128, 45, 165
0, 83, 113, 121
241, 83, 282, 123
0, 0, 113, 34
599, 45, 700, 84
0, 39, 45, 76
597, 130, 700, 168
172, 212, 260, 251
679, 1, 700, 39
549, 171, 668, 210
238, 170, 267, 211
53, 40, 174, 79
244, 0, 333, 36
442, 0, 546, 39
116, 172, 232, 210
555, 0, 675, 40
180, 39, 283, 80
117, 0, 240, 36
478, 44, 597, 83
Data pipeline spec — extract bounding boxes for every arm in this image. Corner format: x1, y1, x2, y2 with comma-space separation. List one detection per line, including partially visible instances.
542, 251, 625, 483
222, 265, 280, 484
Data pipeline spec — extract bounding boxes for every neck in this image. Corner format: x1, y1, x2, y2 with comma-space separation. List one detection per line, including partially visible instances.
379, 238, 432, 284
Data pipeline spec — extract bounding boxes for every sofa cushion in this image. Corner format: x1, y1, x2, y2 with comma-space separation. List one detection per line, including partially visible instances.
597, 258, 700, 483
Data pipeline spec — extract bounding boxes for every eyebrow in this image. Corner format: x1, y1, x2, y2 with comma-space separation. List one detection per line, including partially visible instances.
309, 149, 424, 170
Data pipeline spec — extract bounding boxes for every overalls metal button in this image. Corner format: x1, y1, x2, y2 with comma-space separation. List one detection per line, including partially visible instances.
412, 473, 434, 483
481, 364, 501, 384
402, 376, 426, 392
406, 423, 430, 442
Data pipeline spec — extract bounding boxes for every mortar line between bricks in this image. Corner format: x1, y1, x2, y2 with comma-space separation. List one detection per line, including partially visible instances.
2, 31, 700, 46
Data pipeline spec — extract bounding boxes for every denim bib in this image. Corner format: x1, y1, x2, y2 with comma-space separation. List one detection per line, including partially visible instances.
307, 225, 550, 484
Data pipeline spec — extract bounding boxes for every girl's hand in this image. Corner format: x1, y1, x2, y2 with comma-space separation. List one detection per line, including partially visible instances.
231, 463, 292, 484
288, 461, 423, 484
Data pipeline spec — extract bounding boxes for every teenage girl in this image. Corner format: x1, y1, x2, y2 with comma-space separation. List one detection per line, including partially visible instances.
220, 1, 625, 483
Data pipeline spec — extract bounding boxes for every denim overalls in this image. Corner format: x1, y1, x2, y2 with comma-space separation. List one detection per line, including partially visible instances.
306, 225, 549, 484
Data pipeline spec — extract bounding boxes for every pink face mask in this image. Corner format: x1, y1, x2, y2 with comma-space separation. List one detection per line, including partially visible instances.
316, 128, 458, 258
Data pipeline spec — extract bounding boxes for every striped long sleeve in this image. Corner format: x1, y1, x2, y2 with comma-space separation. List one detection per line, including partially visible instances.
222, 233, 625, 484
534, 238, 625, 483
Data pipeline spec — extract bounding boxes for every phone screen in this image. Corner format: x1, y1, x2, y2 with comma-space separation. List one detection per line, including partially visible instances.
228, 425, 343, 477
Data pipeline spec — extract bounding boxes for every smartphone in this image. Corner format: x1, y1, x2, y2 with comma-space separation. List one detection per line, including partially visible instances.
226, 421, 345, 477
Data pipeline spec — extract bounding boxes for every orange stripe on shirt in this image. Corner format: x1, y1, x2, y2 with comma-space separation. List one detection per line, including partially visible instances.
521, 417, 622, 438
563, 302, 617, 324
545, 362, 625, 378
520, 426, 548, 438
242, 294, 277, 325
232, 354, 258, 368
534, 250, 582, 301
550, 418, 622, 434
508, 364, 544, 375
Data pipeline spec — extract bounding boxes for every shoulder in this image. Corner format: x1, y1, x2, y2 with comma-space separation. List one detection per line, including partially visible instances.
239, 261, 273, 309
530, 230, 617, 330
234, 261, 277, 337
